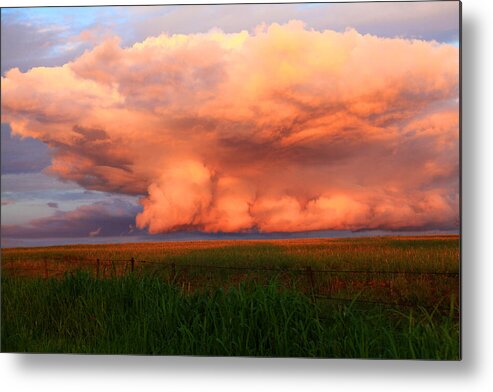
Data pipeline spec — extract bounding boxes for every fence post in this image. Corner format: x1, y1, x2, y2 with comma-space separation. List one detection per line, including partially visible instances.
327, 271, 332, 297
306, 266, 316, 298
171, 263, 176, 282
131, 257, 135, 273
96, 258, 100, 278
183, 267, 188, 289
44, 258, 48, 279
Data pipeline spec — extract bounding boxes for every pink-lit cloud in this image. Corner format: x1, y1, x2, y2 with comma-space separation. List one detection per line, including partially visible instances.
88, 227, 102, 237
1, 22, 459, 234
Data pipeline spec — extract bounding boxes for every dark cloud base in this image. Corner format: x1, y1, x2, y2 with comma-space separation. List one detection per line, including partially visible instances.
1, 199, 142, 240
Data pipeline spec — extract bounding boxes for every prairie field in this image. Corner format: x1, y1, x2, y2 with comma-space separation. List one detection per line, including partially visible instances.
1, 235, 460, 358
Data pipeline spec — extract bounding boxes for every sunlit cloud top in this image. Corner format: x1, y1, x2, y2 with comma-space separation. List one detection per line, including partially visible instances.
2, 13, 459, 237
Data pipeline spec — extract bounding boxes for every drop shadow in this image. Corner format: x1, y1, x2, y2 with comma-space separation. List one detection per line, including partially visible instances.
6, 5, 479, 382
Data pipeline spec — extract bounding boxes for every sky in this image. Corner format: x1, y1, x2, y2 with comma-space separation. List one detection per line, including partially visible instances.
0, 1, 460, 247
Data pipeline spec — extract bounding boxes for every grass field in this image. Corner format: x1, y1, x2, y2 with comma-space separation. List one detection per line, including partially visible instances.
1, 235, 460, 358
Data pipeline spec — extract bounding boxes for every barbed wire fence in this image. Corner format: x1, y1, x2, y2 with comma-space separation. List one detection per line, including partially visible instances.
1, 257, 460, 314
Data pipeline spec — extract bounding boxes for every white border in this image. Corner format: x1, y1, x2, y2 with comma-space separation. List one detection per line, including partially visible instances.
2, 1, 493, 391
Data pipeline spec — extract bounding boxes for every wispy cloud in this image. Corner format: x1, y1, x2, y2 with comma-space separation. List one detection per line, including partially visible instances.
88, 226, 101, 237
1, 199, 15, 206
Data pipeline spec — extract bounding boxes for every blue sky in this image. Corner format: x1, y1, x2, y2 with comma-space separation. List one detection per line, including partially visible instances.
0, 2, 460, 247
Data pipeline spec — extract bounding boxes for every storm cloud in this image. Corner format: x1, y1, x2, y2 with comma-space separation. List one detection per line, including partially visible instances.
1, 21, 459, 234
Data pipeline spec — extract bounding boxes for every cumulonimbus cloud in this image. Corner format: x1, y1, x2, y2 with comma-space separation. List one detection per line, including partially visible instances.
1, 21, 459, 234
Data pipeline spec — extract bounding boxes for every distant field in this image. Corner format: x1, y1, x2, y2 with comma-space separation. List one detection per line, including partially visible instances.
1, 235, 460, 358
2, 235, 459, 271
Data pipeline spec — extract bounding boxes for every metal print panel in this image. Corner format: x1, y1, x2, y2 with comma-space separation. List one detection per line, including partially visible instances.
0, 1, 461, 359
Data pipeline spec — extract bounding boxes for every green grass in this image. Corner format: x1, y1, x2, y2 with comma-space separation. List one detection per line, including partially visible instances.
1, 272, 459, 359
1, 236, 460, 358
